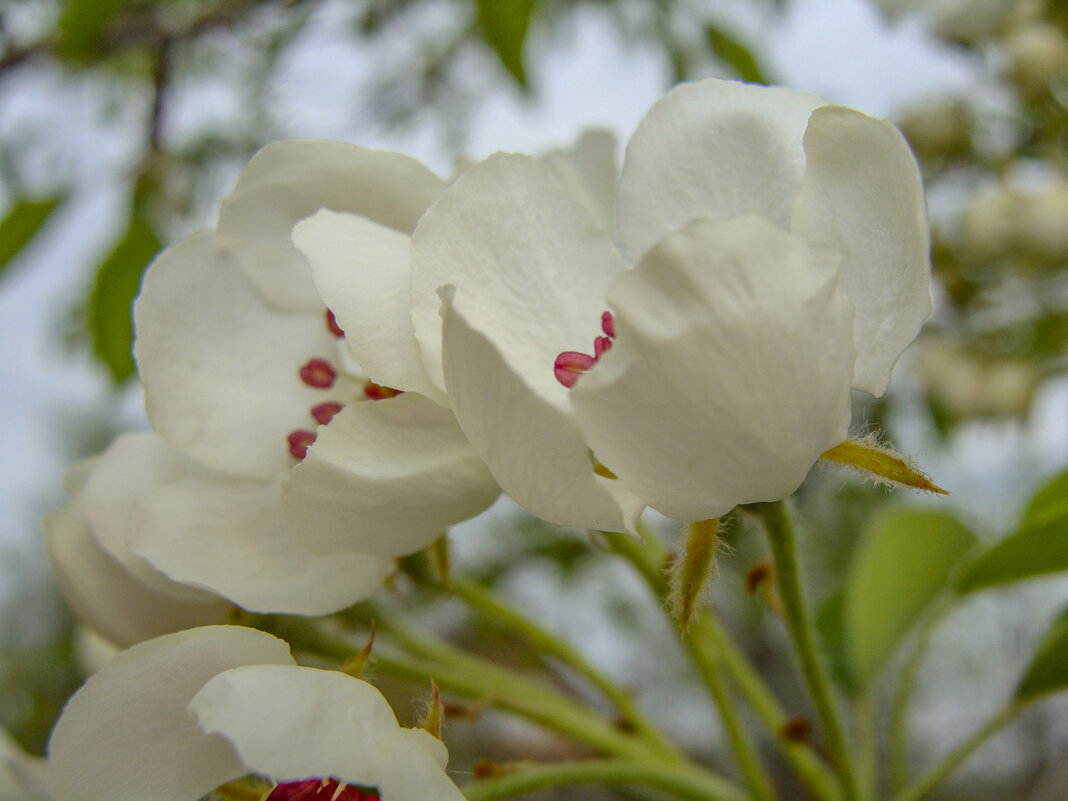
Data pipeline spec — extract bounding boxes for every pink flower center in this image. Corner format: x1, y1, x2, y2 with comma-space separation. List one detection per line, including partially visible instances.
554, 311, 615, 388
287, 309, 405, 461
266, 778, 379, 801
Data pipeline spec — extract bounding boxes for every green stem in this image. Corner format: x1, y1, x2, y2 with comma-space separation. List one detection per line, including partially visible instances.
451, 576, 682, 761
889, 597, 953, 792
371, 647, 653, 760
751, 501, 859, 801
893, 704, 1022, 801
600, 529, 776, 801
269, 613, 663, 762
462, 758, 750, 801
853, 696, 877, 801
603, 528, 841, 801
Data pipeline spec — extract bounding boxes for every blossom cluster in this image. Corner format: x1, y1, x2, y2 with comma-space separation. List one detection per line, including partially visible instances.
31, 78, 931, 801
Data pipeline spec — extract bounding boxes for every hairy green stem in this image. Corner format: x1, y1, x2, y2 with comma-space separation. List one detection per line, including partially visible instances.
893, 704, 1022, 801
603, 528, 842, 801
451, 576, 682, 761
462, 758, 750, 801
600, 529, 777, 801
751, 501, 859, 801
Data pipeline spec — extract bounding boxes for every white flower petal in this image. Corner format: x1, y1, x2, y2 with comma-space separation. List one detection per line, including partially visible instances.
572, 216, 855, 522
293, 210, 443, 402
135, 232, 339, 480
191, 665, 466, 801
81, 433, 218, 603
790, 106, 932, 396
617, 79, 825, 263
441, 288, 644, 533
44, 495, 229, 648
541, 128, 618, 233
216, 141, 444, 311
282, 394, 500, 557
410, 152, 628, 393
48, 626, 294, 801
133, 476, 395, 615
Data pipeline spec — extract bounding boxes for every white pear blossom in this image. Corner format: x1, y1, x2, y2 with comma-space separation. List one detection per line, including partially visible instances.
46, 433, 397, 640
44, 448, 230, 648
47, 626, 464, 801
284, 131, 619, 554
133, 141, 501, 565
402, 78, 931, 530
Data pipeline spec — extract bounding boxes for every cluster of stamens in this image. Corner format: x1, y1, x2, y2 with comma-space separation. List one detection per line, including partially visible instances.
266, 777, 378, 801
286, 310, 403, 460
554, 311, 615, 388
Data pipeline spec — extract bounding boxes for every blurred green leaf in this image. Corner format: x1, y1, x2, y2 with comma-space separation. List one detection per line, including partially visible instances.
1015, 606, 1068, 703
475, 0, 535, 87
88, 215, 161, 383
1021, 467, 1068, 527
57, 0, 128, 60
956, 517, 1068, 593
705, 24, 768, 85
815, 588, 860, 695
0, 196, 63, 280
844, 508, 976, 688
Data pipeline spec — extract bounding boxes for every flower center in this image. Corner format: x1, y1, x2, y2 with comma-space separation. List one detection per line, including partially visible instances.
554, 311, 615, 388
266, 777, 379, 801
286, 309, 404, 460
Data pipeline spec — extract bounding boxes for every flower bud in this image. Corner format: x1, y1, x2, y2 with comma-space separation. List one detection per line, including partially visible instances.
1018, 181, 1068, 261
899, 101, 972, 157
959, 186, 1020, 260
1003, 22, 1068, 94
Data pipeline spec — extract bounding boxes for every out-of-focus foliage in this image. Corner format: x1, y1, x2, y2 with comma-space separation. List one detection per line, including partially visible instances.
956, 465, 1068, 591
0, 195, 62, 279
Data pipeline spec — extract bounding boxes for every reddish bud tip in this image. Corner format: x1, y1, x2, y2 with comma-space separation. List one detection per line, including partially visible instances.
287, 429, 317, 460
364, 382, 403, 400
325, 309, 345, 338
300, 358, 337, 389
594, 336, 613, 358
311, 402, 344, 425
554, 351, 596, 387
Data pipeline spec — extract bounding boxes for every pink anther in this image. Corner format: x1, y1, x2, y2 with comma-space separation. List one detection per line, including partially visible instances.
325, 309, 345, 338
300, 358, 337, 389
601, 311, 615, 338
554, 351, 596, 388
287, 429, 317, 460
554, 310, 617, 388
311, 402, 344, 425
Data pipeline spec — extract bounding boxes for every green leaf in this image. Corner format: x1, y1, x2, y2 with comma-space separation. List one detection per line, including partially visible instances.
58, 0, 128, 60
1015, 606, 1068, 703
1021, 467, 1068, 527
955, 469, 1068, 593
705, 24, 768, 85
88, 216, 161, 383
844, 508, 976, 689
815, 588, 860, 695
475, 0, 535, 87
955, 516, 1068, 593
0, 196, 63, 279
